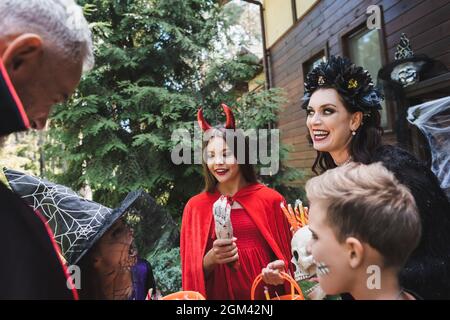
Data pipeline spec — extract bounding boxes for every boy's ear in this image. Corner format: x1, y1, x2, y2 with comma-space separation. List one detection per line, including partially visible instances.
345, 237, 364, 269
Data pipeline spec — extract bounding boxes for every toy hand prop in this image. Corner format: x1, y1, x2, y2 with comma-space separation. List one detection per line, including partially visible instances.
213, 196, 240, 270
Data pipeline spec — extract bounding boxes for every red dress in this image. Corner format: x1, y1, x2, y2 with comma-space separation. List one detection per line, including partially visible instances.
205, 208, 285, 300
181, 183, 293, 297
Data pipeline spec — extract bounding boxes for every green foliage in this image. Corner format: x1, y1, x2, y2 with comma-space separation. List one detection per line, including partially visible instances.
236, 88, 305, 203
47, 0, 222, 212
1, 132, 43, 184
46, 0, 304, 225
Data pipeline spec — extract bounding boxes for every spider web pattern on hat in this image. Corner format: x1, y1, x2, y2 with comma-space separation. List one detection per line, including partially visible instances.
4, 168, 113, 265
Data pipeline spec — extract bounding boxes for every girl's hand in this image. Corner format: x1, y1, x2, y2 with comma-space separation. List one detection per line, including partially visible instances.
210, 237, 239, 265
261, 260, 285, 285
203, 238, 238, 275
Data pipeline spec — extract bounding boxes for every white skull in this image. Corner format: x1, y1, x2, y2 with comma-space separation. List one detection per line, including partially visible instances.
291, 226, 327, 300
291, 226, 315, 281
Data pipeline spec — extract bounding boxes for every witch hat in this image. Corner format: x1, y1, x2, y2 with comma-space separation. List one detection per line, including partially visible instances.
3, 168, 145, 265
378, 33, 433, 87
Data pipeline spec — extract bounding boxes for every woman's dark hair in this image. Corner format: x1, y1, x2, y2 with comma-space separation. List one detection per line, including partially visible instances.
302, 56, 384, 174
202, 127, 258, 193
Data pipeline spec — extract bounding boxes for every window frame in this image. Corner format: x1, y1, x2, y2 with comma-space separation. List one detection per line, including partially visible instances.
302, 42, 329, 80
340, 13, 394, 131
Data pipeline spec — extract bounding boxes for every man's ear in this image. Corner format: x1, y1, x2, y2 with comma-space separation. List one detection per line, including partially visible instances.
1, 34, 43, 74
350, 111, 363, 131
345, 237, 364, 269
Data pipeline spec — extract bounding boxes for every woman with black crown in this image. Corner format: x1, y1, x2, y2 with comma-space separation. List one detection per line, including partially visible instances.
265, 55, 450, 299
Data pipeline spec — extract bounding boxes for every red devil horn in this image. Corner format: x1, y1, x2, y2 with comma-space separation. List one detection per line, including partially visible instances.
221, 104, 235, 129
197, 107, 212, 131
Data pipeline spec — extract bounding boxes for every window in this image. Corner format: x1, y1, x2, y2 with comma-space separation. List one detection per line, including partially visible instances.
347, 27, 389, 128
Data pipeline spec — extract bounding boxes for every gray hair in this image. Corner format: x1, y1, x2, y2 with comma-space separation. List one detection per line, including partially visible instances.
0, 0, 94, 72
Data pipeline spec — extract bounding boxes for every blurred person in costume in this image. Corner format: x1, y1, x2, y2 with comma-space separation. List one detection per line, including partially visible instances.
0, 0, 93, 299
4, 168, 157, 300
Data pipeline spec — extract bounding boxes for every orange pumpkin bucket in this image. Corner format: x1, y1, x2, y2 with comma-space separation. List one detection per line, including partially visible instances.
161, 291, 206, 300
251, 272, 305, 300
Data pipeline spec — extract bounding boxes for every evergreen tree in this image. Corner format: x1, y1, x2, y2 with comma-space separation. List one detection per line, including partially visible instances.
45, 0, 303, 294
47, 0, 222, 213
46, 0, 302, 217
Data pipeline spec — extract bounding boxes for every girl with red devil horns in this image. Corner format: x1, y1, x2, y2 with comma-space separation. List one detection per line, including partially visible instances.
180, 104, 293, 299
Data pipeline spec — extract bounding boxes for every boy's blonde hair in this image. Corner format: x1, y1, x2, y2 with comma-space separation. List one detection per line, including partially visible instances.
306, 162, 421, 268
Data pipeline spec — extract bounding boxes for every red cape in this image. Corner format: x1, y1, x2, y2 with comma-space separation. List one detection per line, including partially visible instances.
181, 183, 293, 298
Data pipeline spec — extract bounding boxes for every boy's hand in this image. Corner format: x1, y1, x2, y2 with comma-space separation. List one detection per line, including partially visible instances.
262, 260, 285, 285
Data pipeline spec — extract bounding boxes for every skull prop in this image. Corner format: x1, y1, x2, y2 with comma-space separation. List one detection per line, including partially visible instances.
281, 201, 328, 300
291, 226, 315, 281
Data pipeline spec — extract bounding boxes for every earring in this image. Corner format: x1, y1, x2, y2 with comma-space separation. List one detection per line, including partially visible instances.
352, 130, 356, 136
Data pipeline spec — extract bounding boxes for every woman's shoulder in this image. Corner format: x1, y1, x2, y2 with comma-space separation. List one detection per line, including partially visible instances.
403, 289, 423, 300
371, 144, 423, 171
372, 144, 419, 163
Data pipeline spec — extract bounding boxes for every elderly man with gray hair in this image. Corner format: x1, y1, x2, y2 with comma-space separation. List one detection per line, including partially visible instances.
0, 0, 93, 299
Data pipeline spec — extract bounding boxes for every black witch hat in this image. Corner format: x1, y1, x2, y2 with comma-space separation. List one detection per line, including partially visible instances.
3, 168, 146, 265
